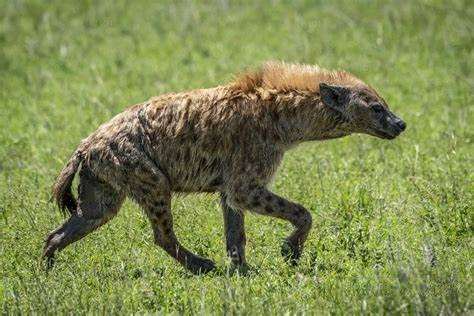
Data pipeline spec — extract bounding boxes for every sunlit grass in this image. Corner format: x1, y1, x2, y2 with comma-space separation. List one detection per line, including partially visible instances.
1, 0, 472, 314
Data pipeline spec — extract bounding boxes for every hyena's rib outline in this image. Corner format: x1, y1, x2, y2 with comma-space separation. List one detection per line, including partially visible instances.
44, 61, 406, 274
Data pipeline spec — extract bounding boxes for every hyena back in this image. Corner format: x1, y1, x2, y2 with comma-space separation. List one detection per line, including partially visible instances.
44, 62, 406, 274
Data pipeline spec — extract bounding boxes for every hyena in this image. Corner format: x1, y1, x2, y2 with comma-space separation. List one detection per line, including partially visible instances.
43, 62, 406, 274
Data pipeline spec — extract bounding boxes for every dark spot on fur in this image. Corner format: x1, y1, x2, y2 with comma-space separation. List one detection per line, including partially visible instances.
278, 199, 286, 207
165, 228, 171, 235
142, 178, 156, 188
142, 187, 151, 196
252, 199, 261, 207
251, 188, 264, 198
209, 174, 223, 187
235, 195, 245, 204
183, 147, 191, 161
248, 183, 258, 191
198, 157, 208, 170
293, 206, 306, 217
208, 158, 221, 171
232, 181, 242, 192
265, 206, 274, 213
109, 142, 119, 151
265, 195, 273, 202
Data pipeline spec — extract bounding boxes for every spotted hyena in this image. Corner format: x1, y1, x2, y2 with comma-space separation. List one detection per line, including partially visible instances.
43, 62, 406, 274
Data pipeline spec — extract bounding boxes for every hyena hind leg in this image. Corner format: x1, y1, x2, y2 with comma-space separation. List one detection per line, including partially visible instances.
126, 167, 215, 275
43, 168, 125, 269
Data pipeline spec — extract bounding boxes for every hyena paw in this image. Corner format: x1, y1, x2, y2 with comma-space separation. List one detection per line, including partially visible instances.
186, 256, 216, 275
281, 240, 301, 266
227, 246, 245, 266
41, 247, 56, 271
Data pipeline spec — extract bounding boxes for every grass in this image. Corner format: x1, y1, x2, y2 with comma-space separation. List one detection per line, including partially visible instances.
1, 0, 473, 314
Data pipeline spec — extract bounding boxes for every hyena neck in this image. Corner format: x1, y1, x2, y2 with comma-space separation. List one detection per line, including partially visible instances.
271, 94, 352, 146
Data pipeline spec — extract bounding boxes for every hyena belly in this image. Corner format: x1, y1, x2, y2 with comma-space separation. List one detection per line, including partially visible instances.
153, 144, 225, 193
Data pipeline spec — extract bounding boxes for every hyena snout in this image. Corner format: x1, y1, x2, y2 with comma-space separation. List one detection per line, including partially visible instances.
387, 114, 407, 136
395, 118, 407, 131
371, 112, 407, 140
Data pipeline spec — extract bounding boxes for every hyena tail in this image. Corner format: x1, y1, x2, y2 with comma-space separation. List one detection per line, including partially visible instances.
52, 150, 83, 215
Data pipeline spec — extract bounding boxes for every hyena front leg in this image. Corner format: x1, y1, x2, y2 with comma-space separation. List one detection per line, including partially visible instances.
226, 185, 312, 265
126, 167, 215, 275
221, 193, 246, 266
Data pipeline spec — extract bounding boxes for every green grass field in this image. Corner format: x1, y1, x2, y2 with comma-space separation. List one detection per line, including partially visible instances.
1, 0, 473, 314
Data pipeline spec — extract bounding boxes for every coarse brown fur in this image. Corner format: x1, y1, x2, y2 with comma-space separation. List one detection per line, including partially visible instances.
44, 61, 406, 274
231, 61, 363, 93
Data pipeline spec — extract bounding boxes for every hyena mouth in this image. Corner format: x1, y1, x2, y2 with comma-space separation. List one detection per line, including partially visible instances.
375, 129, 399, 139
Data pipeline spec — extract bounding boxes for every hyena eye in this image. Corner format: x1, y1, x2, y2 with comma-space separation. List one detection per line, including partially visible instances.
371, 103, 384, 113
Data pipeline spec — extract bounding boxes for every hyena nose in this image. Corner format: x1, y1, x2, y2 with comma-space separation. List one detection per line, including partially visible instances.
396, 119, 407, 131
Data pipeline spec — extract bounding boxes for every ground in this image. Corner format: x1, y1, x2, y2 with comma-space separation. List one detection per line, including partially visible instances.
1, 0, 472, 314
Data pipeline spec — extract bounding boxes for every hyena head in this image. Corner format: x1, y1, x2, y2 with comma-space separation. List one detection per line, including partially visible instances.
319, 82, 406, 139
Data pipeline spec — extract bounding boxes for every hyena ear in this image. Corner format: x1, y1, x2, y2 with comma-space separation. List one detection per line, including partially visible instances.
319, 83, 351, 113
